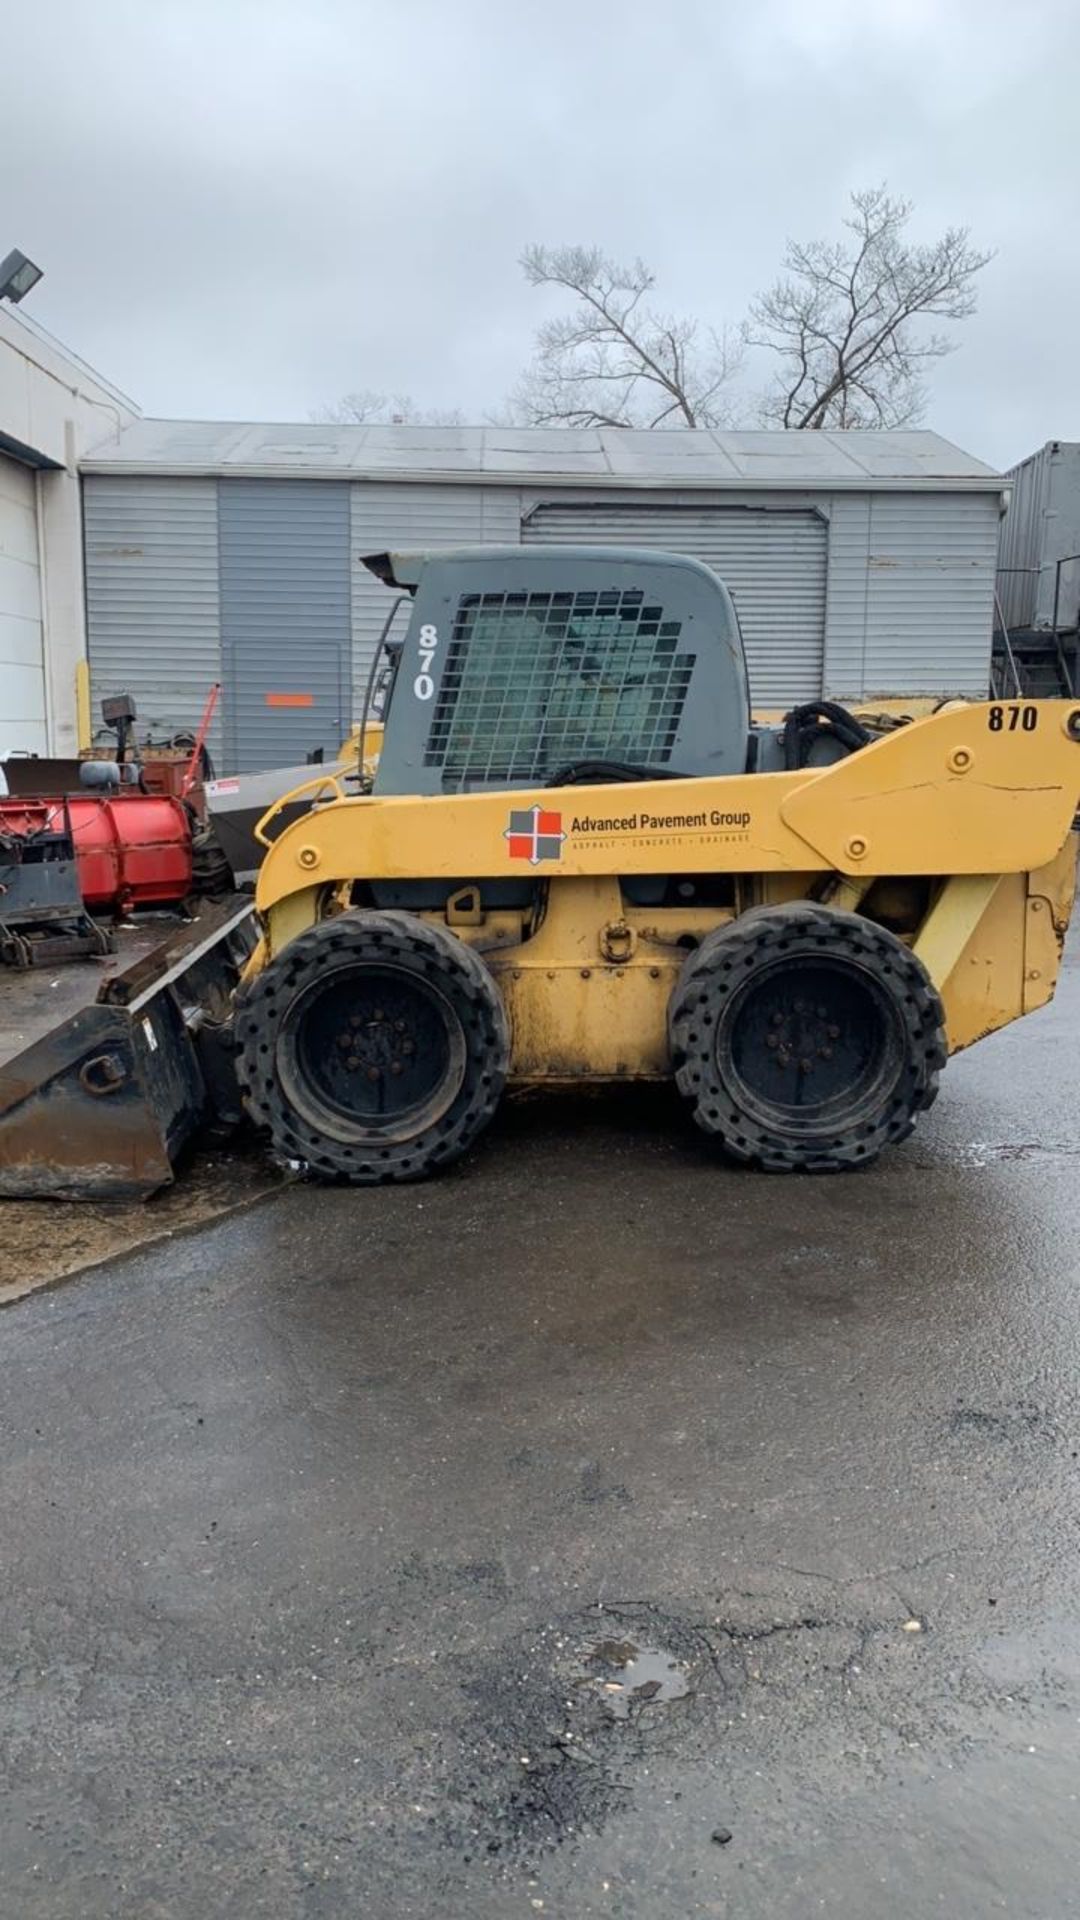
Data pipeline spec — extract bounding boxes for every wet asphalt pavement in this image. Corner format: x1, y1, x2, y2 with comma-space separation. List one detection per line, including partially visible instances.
3, 951, 1080, 1918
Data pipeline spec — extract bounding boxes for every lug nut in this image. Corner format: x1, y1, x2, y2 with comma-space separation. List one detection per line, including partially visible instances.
827, 1024, 840, 1040
367, 1066, 381, 1082
819, 1045, 833, 1060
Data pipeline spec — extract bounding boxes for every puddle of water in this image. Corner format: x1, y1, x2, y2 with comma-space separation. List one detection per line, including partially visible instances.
943, 1140, 1080, 1169
588, 1637, 691, 1719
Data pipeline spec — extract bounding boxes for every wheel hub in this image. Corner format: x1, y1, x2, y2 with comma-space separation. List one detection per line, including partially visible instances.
277, 961, 466, 1140
762, 999, 843, 1078
723, 955, 900, 1122
335, 1007, 418, 1082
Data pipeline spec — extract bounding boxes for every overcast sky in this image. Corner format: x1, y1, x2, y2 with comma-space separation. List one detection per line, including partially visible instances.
5, 0, 1077, 468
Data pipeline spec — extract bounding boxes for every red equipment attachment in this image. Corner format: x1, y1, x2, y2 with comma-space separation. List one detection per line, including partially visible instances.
0, 793, 193, 914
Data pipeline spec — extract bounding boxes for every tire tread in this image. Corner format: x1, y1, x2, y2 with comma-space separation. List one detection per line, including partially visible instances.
668, 904, 946, 1173
234, 910, 509, 1184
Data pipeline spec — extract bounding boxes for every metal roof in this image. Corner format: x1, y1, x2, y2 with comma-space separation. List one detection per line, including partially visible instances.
80, 420, 1004, 492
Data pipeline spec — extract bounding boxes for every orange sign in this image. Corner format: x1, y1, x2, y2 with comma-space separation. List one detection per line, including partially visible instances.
265, 692, 314, 709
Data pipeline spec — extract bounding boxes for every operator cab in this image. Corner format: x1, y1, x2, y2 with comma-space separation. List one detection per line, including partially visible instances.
362, 547, 752, 796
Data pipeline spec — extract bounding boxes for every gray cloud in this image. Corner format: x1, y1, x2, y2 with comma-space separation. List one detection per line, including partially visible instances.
5, 0, 1077, 466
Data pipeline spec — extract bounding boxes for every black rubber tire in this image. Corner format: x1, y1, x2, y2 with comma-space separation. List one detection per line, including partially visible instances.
235, 910, 510, 1183
190, 822, 234, 899
668, 904, 947, 1172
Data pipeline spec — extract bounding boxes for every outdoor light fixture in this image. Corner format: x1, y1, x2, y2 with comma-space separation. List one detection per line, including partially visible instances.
0, 250, 44, 304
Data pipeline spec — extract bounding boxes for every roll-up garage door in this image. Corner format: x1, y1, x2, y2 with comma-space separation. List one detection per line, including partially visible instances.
522, 503, 826, 706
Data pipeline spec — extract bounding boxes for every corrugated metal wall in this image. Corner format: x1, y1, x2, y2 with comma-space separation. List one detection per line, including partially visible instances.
219, 479, 350, 772
349, 483, 519, 711
997, 443, 1080, 632
522, 501, 826, 706
83, 477, 224, 761
819, 495, 871, 697
84, 475, 520, 769
860, 493, 1000, 695
997, 446, 1051, 629
82, 474, 999, 769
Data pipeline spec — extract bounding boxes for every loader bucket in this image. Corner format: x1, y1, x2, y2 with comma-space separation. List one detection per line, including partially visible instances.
0, 899, 256, 1200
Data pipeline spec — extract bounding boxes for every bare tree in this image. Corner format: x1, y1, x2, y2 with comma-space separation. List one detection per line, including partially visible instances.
750, 187, 991, 430
513, 245, 744, 429
312, 390, 465, 427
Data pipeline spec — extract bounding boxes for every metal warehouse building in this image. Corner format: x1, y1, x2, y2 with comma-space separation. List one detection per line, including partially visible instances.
79, 422, 1006, 773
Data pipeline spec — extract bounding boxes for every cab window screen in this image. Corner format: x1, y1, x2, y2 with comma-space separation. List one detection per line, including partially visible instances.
423, 587, 695, 788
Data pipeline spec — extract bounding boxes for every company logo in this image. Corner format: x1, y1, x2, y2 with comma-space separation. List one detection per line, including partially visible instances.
504, 805, 567, 865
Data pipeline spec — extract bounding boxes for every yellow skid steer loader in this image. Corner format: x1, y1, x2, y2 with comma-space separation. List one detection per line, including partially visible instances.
234, 547, 1080, 1180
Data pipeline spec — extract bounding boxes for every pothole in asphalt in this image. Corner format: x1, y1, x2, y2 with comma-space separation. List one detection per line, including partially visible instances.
586, 1636, 692, 1718
440, 1604, 723, 1863
436, 1597, 942, 1864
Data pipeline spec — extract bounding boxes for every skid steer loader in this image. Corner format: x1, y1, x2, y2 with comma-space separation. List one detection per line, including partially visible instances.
234, 547, 1080, 1181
